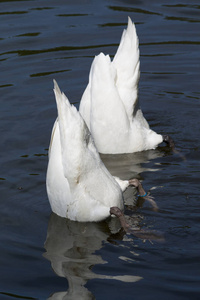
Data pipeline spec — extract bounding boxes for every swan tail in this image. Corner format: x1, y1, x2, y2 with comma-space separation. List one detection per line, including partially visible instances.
79, 82, 91, 130
88, 53, 130, 153
80, 53, 113, 130
53, 80, 82, 142
79, 17, 140, 142
53, 80, 89, 182
113, 17, 140, 118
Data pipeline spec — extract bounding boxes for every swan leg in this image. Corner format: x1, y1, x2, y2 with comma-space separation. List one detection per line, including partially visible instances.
163, 134, 175, 149
129, 179, 158, 211
163, 135, 186, 160
110, 206, 164, 242
110, 207, 130, 232
139, 195, 159, 212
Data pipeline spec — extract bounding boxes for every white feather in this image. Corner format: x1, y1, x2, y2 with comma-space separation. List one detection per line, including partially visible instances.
46, 80, 130, 222
79, 17, 163, 154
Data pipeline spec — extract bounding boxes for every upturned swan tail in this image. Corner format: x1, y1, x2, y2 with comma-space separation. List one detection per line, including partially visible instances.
53, 80, 92, 182
113, 16, 140, 118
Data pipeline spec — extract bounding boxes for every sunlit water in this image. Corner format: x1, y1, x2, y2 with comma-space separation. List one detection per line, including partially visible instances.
0, 0, 200, 299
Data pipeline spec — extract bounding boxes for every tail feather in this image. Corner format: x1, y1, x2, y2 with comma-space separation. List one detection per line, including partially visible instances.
53, 80, 88, 182
113, 17, 140, 118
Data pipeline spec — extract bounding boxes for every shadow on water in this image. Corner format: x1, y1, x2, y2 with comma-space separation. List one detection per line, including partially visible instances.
44, 213, 143, 299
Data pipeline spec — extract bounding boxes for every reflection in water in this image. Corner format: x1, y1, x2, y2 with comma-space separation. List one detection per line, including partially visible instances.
100, 149, 164, 179
44, 149, 165, 299
0, 0, 199, 297
101, 149, 165, 207
44, 213, 143, 299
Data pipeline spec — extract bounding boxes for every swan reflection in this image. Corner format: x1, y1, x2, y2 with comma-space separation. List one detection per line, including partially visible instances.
44, 148, 165, 299
44, 213, 143, 299
101, 149, 164, 179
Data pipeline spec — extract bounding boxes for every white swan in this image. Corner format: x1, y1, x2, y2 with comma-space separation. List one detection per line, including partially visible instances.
46, 80, 148, 223
79, 17, 174, 154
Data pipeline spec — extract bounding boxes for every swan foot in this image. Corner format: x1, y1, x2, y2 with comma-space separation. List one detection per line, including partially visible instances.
129, 178, 146, 195
139, 195, 158, 212
163, 134, 175, 150
129, 179, 158, 211
110, 207, 164, 242
163, 135, 186, 160
110, 207, 130, 232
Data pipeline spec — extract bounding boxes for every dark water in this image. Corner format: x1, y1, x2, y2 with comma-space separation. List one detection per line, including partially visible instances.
0, 0, 200, 299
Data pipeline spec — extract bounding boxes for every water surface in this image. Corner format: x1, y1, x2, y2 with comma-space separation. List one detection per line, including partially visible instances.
0, 0, 200, 299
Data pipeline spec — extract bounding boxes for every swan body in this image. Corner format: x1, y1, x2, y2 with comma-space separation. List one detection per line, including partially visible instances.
79, 17, 163, 154
46, 80, 130, 222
